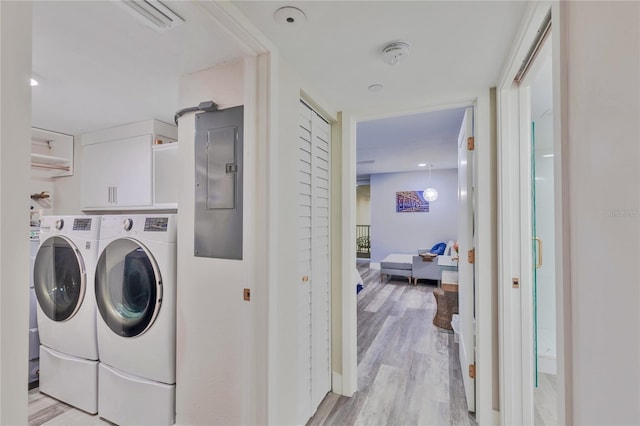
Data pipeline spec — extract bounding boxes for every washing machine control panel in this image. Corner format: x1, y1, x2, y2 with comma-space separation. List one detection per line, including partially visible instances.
55, 219, 64, 230
73, 218, 93, 231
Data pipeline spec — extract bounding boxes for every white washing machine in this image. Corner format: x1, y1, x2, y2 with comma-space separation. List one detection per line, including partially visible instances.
33, 216, 101, 414
29, 226, 40, 388
95, 214, 177, 426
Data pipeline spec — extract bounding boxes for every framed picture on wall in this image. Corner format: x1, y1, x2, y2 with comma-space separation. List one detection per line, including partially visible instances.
396, 191, 429, 213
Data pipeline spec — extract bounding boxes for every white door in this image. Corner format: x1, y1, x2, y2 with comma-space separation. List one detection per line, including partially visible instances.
298, 101, 331, 421
457, 106, 475, 412
311, 113, 331, 409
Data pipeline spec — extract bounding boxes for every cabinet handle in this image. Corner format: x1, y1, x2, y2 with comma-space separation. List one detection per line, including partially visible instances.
108, 186, 112, 204
114, 186, 117, 204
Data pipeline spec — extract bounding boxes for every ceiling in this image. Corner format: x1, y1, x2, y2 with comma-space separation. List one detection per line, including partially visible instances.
32, 1, 245, 135
32, 1, 528, 175
234, 1, 529, 177
356, 107, 466, 177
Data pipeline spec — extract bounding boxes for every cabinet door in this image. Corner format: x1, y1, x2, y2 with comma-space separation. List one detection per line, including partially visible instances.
81, 135, 152, 209
112, 134, 152, 207
82, 141, 117, 208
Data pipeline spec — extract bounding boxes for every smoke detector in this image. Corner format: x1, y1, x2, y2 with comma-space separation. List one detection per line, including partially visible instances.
274, 6, 306, 28
381, 41, 411, 66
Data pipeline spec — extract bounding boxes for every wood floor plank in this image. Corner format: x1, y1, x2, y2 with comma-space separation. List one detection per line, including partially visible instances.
358, 315, 401, 390
354, 364, 403, 426
307, 392, 341, 426
387, 351, 428, 426
28, 402, 72, 426
363, 283, 396, 312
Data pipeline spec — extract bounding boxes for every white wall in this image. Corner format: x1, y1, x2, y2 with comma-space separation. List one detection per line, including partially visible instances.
175, 61, 252, 425
563, 2, 639, 424
0, 1, 31, 423
370, 169, 458, 262
271, 56, 303, 426
356, 184, 370, 225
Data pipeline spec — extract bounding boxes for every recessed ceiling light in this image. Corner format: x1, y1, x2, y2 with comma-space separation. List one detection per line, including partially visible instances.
368, 84, 383, 93
418, 163, 426, 167
274, 6, 306, 28
30, 78, 38, 87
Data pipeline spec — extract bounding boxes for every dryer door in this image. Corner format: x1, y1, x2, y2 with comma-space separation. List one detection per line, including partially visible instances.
34, 236, 86, 322
95, 238, 162, 337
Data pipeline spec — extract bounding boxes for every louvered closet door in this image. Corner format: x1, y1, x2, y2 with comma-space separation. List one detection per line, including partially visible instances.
311, 113, 331, 410
298, 102, 313, 421
297, 101, 331, 421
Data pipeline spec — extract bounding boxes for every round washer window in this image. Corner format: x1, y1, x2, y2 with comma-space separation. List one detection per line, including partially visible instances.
95, 239, 162, 338
34, 236, 86, 322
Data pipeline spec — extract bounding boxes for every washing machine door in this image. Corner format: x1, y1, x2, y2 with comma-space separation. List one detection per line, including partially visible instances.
95, 238, 162, 338
33, 236, 86, 322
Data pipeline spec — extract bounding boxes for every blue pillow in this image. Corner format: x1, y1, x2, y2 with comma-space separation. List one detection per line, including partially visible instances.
430, 242, 446, 255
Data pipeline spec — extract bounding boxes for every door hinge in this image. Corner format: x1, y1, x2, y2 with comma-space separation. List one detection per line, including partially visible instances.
468, 248, 475, 264
512, 277, 520, 289
469, 363, 476, 379
467, 136, 475, 151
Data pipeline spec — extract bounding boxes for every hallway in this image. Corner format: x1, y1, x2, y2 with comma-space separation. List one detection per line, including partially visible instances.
308, 264, 475, 425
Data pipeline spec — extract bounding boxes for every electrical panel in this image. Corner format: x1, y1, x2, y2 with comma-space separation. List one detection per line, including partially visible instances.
194, 106, 243, 260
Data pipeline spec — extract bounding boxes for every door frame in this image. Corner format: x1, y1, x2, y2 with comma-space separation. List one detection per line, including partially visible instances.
496, 1, 572, 424
345, 91, 496, 423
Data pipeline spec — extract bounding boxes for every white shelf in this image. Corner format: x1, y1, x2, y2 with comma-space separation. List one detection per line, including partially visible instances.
31, 128, 74, 177
31, 153, 70, 165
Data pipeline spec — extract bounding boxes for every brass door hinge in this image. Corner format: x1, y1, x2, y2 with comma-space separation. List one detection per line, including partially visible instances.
512, 278, 520, 289
467, 136, 475, 151
468, 248, 475, 264
469, 363, 476, 379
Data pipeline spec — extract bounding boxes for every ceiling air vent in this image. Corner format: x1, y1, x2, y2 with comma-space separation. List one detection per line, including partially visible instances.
119, 0, 184, 33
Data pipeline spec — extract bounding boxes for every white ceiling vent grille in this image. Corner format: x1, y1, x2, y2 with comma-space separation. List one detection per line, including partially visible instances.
119, 1, 184, 33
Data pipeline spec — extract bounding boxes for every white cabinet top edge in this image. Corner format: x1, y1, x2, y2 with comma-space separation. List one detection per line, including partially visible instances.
81, 119, 177, 146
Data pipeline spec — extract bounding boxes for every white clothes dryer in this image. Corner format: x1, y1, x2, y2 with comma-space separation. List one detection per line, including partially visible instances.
33, 215, 101, 413
95, 214, 176, 426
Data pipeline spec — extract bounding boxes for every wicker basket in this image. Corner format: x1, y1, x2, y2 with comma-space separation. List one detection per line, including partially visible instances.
433, 288, 459, 330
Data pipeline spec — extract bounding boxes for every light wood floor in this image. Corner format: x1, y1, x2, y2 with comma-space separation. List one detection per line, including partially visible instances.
29, 264, 475, 426
307, 264, 476, 426
28, 388, 111, 426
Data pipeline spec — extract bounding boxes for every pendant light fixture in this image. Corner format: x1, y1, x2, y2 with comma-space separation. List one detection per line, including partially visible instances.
423, 165, 438, 202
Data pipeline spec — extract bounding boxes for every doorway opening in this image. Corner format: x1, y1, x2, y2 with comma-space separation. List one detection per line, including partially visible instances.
497, 3, 567, 424
339, 105, 478, 423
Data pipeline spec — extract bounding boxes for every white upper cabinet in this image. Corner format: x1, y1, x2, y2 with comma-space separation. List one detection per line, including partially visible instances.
81, 119, 178, 211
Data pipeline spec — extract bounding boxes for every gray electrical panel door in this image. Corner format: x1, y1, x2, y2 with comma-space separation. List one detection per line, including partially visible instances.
194, 106, 243, 260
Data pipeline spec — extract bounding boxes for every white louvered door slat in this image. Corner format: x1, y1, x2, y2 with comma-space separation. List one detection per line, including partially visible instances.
298, 101, 332, 422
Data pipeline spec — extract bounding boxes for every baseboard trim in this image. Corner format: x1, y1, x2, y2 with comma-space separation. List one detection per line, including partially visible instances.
332, 371, 343, 395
